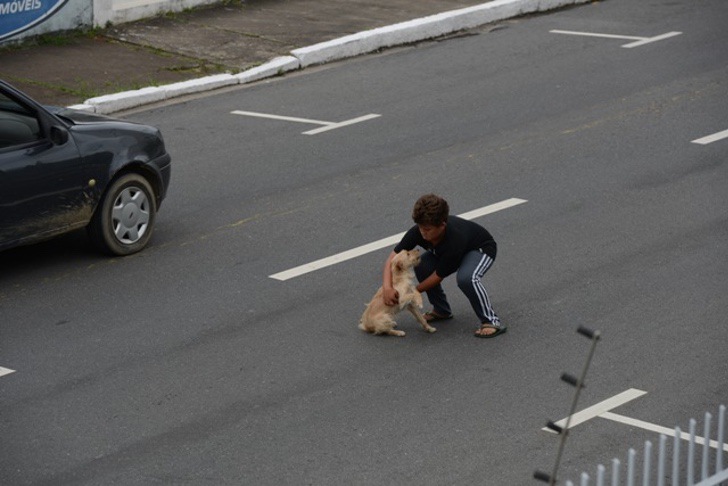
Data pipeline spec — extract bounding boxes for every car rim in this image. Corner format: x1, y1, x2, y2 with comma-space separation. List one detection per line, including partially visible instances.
111, 186, 150, 244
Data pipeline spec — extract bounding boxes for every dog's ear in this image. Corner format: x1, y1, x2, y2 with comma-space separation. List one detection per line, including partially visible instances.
392, 259, 404, 272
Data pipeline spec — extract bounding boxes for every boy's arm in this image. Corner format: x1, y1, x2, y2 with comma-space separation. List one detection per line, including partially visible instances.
382, 251, 399, 305
416, 272, 443, 294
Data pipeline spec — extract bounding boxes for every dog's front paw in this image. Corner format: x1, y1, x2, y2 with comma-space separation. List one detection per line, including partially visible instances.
426, 326, 437, 333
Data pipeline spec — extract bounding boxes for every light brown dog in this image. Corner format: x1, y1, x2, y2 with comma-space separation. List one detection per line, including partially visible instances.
359, 249, 437, 337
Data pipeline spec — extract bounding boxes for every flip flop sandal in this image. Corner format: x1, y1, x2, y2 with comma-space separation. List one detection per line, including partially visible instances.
474, 324, 507, 339
423, 311, 453, 322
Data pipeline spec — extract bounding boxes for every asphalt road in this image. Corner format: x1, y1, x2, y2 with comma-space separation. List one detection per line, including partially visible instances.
1, 0, 727, 484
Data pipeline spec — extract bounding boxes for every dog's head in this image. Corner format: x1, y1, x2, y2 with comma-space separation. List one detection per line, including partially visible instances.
392, 249, 421, 273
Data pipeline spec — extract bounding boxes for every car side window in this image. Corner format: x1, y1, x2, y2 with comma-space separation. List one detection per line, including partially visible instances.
0, 93, 42, 149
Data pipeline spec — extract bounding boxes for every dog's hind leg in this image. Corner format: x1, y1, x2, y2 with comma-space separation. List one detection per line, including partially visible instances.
407, 304, 437, 333
373, 315, 405, 337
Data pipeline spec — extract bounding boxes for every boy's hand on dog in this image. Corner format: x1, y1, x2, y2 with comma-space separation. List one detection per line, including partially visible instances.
383, 288, 399, 306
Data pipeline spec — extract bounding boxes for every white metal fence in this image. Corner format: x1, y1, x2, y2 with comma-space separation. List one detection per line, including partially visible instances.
565, 405, 727, 486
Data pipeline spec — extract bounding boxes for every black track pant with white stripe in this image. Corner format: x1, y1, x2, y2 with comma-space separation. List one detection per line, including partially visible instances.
415, 250, 501, 326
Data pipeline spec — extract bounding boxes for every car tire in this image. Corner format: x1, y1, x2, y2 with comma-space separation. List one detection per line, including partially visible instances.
88, 173, 157, 256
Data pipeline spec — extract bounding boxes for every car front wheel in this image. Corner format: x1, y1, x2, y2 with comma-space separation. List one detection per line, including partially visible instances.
88, 173, 157, 256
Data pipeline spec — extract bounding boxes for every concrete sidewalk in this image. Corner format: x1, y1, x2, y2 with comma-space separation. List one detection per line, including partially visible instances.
0, 0, 589, 113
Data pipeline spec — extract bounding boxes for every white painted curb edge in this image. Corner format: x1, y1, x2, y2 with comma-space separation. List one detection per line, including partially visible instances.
70, 0, 589, 114
234, 55, 301, 84
292, 0, 586, 67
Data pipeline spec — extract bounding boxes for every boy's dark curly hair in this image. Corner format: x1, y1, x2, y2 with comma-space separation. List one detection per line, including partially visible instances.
412, 194, 449, 226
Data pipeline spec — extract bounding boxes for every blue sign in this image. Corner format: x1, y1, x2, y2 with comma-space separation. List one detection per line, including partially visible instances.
0, 0, 70, 41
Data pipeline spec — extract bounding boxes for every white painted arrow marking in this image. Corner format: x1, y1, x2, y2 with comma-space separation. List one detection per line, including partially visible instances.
543, 388, 728, 452
621, 31, 682, 48
543, 388, 647, 433
550, 30, 682, 48
231, 110, 380, 135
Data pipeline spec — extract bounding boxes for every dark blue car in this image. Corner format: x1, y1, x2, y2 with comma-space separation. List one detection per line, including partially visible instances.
0, 80, 171, 255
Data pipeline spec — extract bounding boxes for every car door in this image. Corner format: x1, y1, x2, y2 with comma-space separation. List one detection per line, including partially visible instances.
0, 88, 91, 249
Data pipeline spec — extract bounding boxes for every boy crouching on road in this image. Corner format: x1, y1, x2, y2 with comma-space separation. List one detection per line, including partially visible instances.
382, 194, 506, 338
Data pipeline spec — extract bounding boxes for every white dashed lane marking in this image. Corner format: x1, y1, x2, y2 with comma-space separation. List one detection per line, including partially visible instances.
0, 367, 16, 378
692, 129, 728, 145
269, 198, 528, 281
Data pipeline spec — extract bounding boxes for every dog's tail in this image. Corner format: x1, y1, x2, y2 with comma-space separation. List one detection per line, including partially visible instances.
358, 305, 369, 331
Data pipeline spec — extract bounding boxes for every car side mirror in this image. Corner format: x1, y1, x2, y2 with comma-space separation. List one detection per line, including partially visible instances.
50, 125, 69, 145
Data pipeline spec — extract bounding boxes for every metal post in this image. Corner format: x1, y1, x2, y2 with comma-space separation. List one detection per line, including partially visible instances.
540, 327, 601, 486
644, 440, 652, 485
658, 434, 667, 486
702, 412, 712, 481
596, 464, 605, 486
688, 418, 697, 486
581, 472, 590, 486
717, 405, 725, 474
612, 458, 621, 486
627, 448, 636, 486
673, 427, 681, 486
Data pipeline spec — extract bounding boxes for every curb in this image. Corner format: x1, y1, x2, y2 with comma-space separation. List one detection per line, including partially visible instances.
71, 0, 589, 114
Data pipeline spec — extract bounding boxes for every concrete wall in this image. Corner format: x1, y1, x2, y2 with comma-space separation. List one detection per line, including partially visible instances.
93, 0, 217, 28
0, 0, 213, 43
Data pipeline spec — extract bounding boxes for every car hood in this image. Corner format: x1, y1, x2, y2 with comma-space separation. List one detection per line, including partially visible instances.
48, 106, 126, 125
